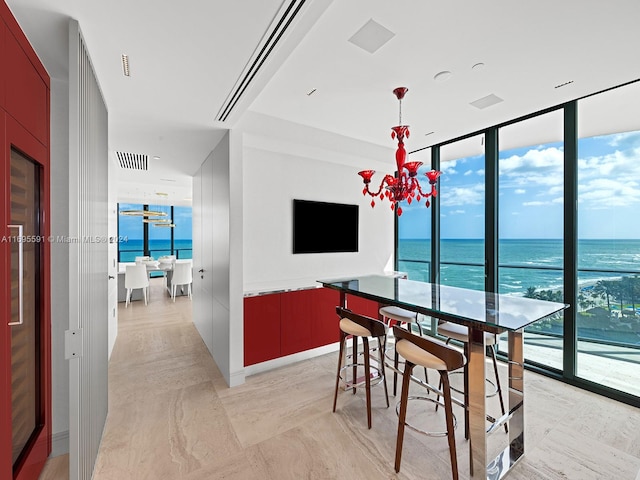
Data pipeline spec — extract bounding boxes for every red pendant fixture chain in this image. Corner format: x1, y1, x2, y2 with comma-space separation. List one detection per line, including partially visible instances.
358, 87, 442, 216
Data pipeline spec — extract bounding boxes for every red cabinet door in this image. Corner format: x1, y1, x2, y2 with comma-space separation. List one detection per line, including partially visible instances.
1, 116, 51, 480
244, 295, 281, 366
310, 288, 341, 348
280, 289, 315, 356
345, 294, 381, 319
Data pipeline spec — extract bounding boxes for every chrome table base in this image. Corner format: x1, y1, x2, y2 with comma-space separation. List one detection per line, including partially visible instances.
468, 328, 524, 479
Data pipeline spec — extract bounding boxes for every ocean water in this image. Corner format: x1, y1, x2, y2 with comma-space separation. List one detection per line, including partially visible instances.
398, 238, 640, 295
118, 239, 193, 261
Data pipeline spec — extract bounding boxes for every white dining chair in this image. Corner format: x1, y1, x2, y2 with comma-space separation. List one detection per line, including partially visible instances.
171, 260, 192, 302
125, 263, 149, 307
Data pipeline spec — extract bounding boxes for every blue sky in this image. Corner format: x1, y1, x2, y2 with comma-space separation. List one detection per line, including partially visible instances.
399, 130, 640, 240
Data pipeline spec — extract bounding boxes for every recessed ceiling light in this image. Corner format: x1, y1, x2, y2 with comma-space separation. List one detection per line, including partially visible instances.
121, 54, 130, 77
348, 19, 395, 54
433, 71, 452, 83
152, 156, 161, 160
470, 94, 504, 110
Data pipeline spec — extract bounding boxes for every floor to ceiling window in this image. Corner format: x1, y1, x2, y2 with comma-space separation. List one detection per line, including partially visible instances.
118, 203, 144, 261
395, 79, 640, 407
397, 148, 433, 283
498, 110, 565, 370
439, 134, 486, 291
117, 203, 193, 262
576, 81, 640, 397
173, 206, 194, 260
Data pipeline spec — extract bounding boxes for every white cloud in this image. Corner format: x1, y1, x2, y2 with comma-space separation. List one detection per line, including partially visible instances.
515, 189, 526, 194
440, 183, 485, 207
499, 146, 564, 188
464, 169, 473, 176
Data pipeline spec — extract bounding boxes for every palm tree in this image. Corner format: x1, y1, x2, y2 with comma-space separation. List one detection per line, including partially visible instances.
524, 286, 538, 299
592, 280, 613, 311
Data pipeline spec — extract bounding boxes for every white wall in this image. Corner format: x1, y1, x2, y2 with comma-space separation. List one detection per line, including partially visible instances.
241, 114, 396, 293
193, 132, 245, 387
107, 155, 118, 358
49, 77, 70, 456
192, 115, 397, 385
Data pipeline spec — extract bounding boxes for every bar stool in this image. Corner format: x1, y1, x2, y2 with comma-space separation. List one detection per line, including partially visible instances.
332, 307, 389, 429
436, 321, 508, 439
393, 325, 466, 480
379, 305, 428, 395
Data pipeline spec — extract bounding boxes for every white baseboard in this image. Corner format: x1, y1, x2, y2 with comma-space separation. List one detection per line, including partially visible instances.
244, 342, 339, 377
50, 430, 69, 457
228, 368, 246, 387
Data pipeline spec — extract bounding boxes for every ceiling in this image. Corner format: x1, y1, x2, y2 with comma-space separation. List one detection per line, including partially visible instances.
7, 0, 640, 206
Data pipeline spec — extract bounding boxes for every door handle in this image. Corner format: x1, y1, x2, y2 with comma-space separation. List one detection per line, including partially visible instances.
8, 225, 23, 326
198, 269, 204, 273
108, 275, 115, 280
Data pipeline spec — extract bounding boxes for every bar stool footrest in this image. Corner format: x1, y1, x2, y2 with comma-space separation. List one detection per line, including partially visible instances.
395, 396, 457, 437
448, 370, 500, 397
339, 363, 385, 391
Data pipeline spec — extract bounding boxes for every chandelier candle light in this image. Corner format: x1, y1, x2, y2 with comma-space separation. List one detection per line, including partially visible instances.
358, 87, 442, 216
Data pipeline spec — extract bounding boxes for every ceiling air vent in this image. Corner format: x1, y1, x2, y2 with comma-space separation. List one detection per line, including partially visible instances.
116, 151, 148, 171
216, 0, 308, 123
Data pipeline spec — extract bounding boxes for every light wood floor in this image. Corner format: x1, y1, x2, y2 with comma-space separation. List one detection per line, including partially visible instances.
40, 279, 640, 479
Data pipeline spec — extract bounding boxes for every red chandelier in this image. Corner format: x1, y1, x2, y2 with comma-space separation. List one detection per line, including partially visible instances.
358, 87, 442, 216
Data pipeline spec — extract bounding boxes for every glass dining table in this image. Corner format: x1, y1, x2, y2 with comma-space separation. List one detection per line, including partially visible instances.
319, 274, 568, 479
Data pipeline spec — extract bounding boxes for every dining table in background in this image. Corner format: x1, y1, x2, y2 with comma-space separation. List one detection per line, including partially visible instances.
116, 260, 174, 302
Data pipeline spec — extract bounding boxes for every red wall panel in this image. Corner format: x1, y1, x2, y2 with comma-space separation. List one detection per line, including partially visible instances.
244, 295, 281, 366
5, 29, 48, 147
0, 20, 5, 109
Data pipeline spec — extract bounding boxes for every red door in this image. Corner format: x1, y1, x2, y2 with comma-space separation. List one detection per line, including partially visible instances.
0, 116, 51, 480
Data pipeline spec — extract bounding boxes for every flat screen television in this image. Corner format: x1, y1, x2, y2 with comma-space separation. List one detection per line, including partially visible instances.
292, 199, 359, 254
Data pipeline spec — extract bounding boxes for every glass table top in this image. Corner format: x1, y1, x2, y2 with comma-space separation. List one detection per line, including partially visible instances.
319, 274, 569, 332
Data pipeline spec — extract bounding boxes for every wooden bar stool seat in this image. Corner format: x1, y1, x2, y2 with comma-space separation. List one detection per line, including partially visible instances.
332, 307, 390, 429
436, 321, 508, 438
393, 325, 466, 480
379, 305, 428, 395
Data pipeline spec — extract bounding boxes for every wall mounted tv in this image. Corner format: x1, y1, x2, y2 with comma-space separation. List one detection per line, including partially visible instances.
292, 199, 359, 254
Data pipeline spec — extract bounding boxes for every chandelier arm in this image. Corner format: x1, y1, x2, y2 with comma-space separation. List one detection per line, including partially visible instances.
364, 178, 387, 197
414, 180, 432, 198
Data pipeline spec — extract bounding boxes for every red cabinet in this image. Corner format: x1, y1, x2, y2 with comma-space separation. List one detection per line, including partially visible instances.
280, 289, 314, 356
0, 19, 5, 109
243, 294, 281, 366
244, 287, 342, 366
310, 288, 341, 348
1, 3, 51, 479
